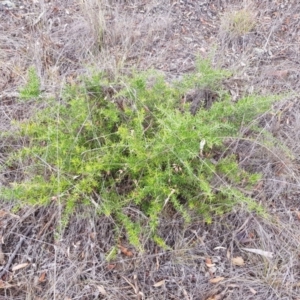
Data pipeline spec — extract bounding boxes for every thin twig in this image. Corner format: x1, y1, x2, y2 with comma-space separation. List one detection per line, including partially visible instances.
0, 225, 33, 278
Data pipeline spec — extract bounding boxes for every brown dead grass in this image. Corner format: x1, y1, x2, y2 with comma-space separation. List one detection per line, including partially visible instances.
220, 7, 256, 39
1, 0, 300, 299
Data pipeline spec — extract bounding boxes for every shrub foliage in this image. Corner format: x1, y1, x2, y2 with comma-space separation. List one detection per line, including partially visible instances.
19, 66, 41, 100
4, 61, 277, 248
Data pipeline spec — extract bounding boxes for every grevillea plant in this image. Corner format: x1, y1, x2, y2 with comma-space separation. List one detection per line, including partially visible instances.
3, 61, 278, 249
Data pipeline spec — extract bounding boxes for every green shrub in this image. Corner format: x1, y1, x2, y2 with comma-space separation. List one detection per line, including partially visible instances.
4, 61, 278, 249
19, 66, 41, 100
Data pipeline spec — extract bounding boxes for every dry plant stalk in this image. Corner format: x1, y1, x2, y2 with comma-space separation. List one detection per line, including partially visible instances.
78, 0, 106, 50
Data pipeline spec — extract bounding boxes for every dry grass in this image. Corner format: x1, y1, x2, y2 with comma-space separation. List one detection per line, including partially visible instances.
1, 203, 300, 299
1, 0, 300, 299
220, 8, 256, 39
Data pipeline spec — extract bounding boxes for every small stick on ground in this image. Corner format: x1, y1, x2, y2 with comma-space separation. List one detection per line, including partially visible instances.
0, 225, 33, 278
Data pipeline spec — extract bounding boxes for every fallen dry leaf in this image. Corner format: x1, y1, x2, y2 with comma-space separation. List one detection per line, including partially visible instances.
206, 263, 215, 268
97, 285, 107, 296
205, 257, 215, 268
205, 257, 212, 265
12, 262, 29, 271
214, 246, 226, 250
226, 249, 231, 260
106, 264, 116, 271
38, 272, 47, 283
209, 277, 225, 284
118, 245, 133, 257
241, 248, 273, 258
153, 279, 165, 287
231, 256, 245, 266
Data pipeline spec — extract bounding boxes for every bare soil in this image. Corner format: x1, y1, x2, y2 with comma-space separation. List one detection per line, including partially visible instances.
1, 0, 300, 299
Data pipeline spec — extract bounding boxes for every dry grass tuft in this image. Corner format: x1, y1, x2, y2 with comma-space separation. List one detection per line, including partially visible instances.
220, 7, 256, 39
78, 0, 106, 52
